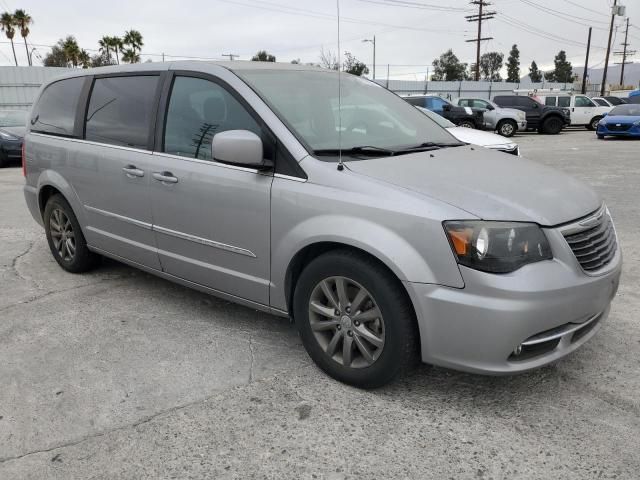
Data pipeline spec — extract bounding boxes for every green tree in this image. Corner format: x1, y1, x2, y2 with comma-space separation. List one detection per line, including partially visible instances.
546, 50, 574, 83
111, 36, 123, 64
528, 60, 542, 83
0, 12, 18, 66
251, 50, 276, 62
98, 36, 114, 64
480, 51, 504, 81
79, 49, 92, 69
62, 36, 81, 67
343, 51, 369, 76
13, 9, 33, 66
122, 30, 143, 63
431, 49, 468, 81
506, 44, 520, 83
91, 51, 113, 67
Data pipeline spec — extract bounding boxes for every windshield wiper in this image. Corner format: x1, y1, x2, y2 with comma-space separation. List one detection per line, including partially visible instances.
399, 141, 466, 152
313, 145, 397, 157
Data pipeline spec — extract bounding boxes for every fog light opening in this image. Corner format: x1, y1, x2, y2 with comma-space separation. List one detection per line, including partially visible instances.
513, 344, 522, 356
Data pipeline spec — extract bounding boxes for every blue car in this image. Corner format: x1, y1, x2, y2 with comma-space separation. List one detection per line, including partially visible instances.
597, 104, 640, 139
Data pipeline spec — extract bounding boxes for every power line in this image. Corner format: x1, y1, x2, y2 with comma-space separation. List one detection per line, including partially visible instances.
562, 0, 609, 17
518, 0, 609, 27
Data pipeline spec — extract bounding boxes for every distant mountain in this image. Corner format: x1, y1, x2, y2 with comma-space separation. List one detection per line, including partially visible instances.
519, 63, 640, 88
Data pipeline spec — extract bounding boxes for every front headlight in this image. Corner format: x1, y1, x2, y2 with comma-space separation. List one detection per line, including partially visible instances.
444, 221, 552, 273
633, 120, 640, 126
517, 111, 526, 120
0, 131, 17, 140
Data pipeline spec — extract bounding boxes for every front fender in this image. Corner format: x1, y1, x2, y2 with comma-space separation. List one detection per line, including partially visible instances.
270, 214, 463, 311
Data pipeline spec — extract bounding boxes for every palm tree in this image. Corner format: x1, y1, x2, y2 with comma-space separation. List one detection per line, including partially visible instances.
0, 12, 18, 66
79, 49, 91, 69
13, 9, 32, 66
98, 35, 112, 63
121, 48, 140, 64
122, 30, 143, 63
110, 36, 122, 64
62, 36, 80, 67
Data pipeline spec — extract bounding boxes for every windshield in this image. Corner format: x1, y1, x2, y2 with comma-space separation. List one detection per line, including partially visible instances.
415, 106, 455, 128
236, 69, 457, 157
609, 104, 640, 116
0, 110, 26, 127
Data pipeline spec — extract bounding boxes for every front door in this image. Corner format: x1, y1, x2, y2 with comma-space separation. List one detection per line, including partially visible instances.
150, 75, 272, 305
72, 74, 162, 269
572, 95, 596, 125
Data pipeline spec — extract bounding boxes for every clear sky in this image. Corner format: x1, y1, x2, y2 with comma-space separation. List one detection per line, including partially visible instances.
0, 0, 638, 79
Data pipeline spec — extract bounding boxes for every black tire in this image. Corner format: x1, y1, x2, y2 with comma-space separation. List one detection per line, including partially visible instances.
497, 119, 517, 137
541, 116, 563, 134
44, 194, 100, 273
293, 249, 419, 389
587, 116, 602, 131
458, 119, 476, 129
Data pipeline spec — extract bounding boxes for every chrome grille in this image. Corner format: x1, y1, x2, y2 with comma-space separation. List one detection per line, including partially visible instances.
563, 209, 617, 272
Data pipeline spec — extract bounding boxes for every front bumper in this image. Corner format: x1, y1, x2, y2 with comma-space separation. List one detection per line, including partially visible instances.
517, 120, 527, 131
0, 138, 22, 161
405, 229, 622, 374
597, 123, 640, 137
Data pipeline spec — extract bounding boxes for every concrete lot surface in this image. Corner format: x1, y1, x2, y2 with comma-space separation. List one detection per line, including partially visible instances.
0, 130, 638, 479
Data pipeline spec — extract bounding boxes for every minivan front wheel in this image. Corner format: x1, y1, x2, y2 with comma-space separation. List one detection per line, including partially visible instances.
44, 194, 100, 273
293, 250, 418, 388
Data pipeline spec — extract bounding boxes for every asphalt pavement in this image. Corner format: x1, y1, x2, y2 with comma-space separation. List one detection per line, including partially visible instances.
0, 130, 638, 479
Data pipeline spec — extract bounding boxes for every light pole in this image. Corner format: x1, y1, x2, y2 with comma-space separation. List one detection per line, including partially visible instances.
363, 36, 376, 80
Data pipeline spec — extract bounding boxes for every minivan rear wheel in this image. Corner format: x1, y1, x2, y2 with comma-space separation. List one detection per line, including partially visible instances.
44, 194, 100, 273
293, 250, 418, 388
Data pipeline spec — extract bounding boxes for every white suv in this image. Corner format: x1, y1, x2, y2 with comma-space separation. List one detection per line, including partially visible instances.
538, 94, 611, 130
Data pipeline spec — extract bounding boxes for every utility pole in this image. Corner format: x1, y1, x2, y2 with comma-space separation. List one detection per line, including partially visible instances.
601, 0, 625, 95
614, 18, 635, 86
581, 27, 592, 94
363, 36, 376, 80
222, 54, 239, 61
465, 1, 495, 81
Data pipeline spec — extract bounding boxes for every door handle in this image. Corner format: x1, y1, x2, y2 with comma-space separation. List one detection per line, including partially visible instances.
122, 165, 144, 177
152, 171, 179, 184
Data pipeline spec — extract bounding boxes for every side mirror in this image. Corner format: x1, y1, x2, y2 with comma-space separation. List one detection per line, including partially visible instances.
485, 104, 495, 111
211, 130, 265, 168
443, 104, 452, 111
602, 112, 608, 117
532, 103, 539, 109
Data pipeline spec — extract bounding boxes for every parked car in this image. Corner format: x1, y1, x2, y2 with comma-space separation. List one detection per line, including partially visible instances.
401, 95, 484, 129
596, 104, 640, 139
0, 109, 26, 167
537, 94, 611, 130
592, 97, 614, 107
493, 95, 571, 134
604, 96, 627, 106
416, 106, 519, 155
455, 97, 526, 137
24, 63, 621, 387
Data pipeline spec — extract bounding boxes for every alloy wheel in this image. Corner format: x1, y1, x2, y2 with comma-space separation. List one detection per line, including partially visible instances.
500, 123, 515, 136
49, 208, 76, 262
308, 276, 385, 368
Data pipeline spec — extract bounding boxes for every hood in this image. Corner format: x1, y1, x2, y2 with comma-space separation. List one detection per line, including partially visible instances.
447, 126, 515, 148
497, 107, 525, 118
603, 115, 640, 124
346, 146, 600, 226
0, 126, 25, 138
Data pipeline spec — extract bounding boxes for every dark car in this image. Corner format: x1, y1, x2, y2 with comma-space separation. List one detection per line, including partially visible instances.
402, 95, 484, 129
604, 96, 627, 106
493, 95, 570, 134
0, 110, 26, 167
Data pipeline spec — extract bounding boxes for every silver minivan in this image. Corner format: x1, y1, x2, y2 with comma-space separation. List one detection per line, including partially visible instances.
23, 62, 622, 388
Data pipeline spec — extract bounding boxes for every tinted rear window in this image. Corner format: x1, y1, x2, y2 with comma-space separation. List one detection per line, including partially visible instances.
31, 77, 85, 136
85, 75, 159, 149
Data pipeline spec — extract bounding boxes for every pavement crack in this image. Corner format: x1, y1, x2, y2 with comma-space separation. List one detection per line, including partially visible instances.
10, 241, 39, 288
248, 337, 256, 384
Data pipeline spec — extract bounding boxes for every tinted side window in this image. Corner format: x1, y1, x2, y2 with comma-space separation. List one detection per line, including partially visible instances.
473, 100, 489, 108
458, 99, 471, 107
31, 77, 85, 136
164, 76, 261, 160
515, 97, 533, 108
85, 75, 159, 149
558, 97, 571, 107
404, 97, 422, 107
493, 97, 512, 107
545, 97, 557, 106
431, 98, 447, 109
575, 96, 593, 107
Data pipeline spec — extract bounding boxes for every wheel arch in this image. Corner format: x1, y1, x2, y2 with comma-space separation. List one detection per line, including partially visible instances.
36, 170, 88, 229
